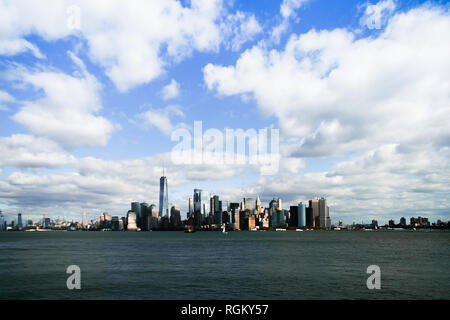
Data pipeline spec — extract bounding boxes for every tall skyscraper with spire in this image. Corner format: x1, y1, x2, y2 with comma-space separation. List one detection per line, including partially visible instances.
159, 168, 169, 217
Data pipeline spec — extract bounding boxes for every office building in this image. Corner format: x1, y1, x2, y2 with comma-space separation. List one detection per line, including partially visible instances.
188, 197, 193, 217
193, 189, 210, 218
159, 175, 169, 217
298, 202, 306, 227
82, 212, 88, 228
127, 211, 138, 231
0, 211, 4, 231
131, 202, 141, 223
289, 206, 299, 227
244, 198, 256, 213
318, 198, 331, 229
17, 213, 23, 228
309, 199, 319, 227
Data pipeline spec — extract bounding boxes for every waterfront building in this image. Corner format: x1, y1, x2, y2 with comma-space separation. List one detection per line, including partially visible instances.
17, 213, 23, 228
309, 199, 319, 227
0, 211, 4, 231
305, 206, 313, 227
244, 198, 256, 213
270, 209, 286, 228
111, 216, 120, 231
170, 206, 181, 228
140, 202, 149, 229
188, 197, 193, 217
230, 203, 240, 230
318, 198, 331, 229
82, 212, 88, 228
298, 202, 306, 227
193, 189, 210, 218
159, 175, 169, 217
289, 206, 299, 227
400, 217, 406, 226
127, 211, 138, 231
131, 202, 141, 223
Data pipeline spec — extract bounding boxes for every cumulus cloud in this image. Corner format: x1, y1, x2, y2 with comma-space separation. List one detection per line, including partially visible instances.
0, 89, 15, 111
204, 5, 450, 158
221, 11, 262, 51
0, 0, 262, 92
280, 0, 310, 19
270, 0, 311, 44
161, 79, 180, 100
360, 0, 396, 30
0, 134, 75, 169
137, 105, 188, 136
11, 53, 114, 149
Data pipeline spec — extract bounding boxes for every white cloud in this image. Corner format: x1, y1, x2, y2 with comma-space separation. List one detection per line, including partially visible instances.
270, 0, 311, 44
138, 105, 187, 136
0, 134, 75, 169
221, 11, 262, 51
0, 89, 15, 111
360, 0, 396, 30
161, 79, 180, 100
11, 53, 114, 149
280, 0, 310, 19
204, 5, 450, 158
0, 0, 230, 92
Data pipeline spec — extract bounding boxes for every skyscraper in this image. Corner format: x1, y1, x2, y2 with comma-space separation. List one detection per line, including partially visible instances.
127, 211, 138, 231
298, 202, 306, 227
159, 175, 169, 217
131, 202, 141, 222
82, 212, 88, 228
0, 210, 4, 231
17, 213, 23, 228
188, 197, 193, 217
193, 189, 209, 218
309, 199, 319, 227
318, 197, 331, 229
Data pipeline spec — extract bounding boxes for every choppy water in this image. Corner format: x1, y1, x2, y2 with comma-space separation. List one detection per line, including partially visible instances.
0, 230, 449, 299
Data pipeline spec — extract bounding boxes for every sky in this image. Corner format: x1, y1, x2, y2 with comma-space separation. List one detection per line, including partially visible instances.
0, 0, 449, 225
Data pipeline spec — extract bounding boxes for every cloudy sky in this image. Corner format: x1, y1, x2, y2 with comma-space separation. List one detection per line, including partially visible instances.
0, 0, 449, 225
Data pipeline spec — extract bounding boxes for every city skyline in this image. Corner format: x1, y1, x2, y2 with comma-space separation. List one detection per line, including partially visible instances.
0, 0, 449, 225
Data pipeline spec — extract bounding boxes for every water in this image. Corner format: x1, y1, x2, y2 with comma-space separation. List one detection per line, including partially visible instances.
0, 230, 449, 300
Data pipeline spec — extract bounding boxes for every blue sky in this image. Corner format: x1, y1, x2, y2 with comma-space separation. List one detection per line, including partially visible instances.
0, 0, 449, 225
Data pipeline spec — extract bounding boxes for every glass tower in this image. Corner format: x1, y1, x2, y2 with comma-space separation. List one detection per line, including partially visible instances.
159, 176, 169, 217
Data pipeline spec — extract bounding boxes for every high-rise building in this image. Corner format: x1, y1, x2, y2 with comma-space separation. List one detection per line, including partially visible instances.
230, 203, 240, 230
244, 198, 256, 212
309, 199, 319, 227
318, 198, 330, 229
131, 202, 141, 224
298, 202, 306, 227
289, 206, 299, 227
159, 175, 169, 217
127, 211, 138, 231
0, 211, 4, 231
170, 206, 181, 228
400, 217, 406, 226
188, 197, 193, 217
82, 212, 88, 228
17, 213, 23, 228
193, 189, 209, 218
306, 207, 313, 227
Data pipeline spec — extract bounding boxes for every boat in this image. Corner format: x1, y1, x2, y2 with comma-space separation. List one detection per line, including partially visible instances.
185, 227, 195, 233
221, 224, 228, 235
275, 228, 286, 232
295, 228, 303, 232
